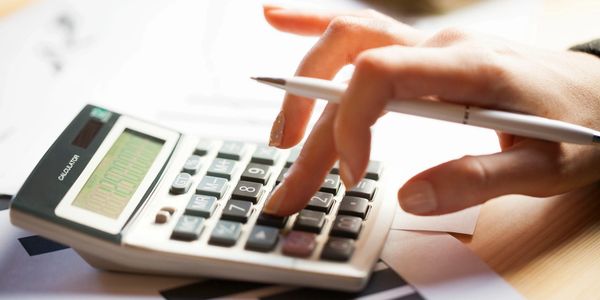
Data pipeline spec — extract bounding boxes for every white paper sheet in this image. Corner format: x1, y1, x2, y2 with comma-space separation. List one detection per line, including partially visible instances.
381, 230, 524, 300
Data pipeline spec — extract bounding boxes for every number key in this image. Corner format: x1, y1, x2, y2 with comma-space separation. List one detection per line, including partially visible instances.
241, 163, 272, 184
330, 215, 362, 239
221, 199, 253, 223
320, 174, 340, 194
346, 178, 376, 200
306, 192, 334, 213
293, 209, 326, 234
231, 181, 263, 203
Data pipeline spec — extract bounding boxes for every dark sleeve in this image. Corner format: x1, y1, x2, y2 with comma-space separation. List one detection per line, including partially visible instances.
570, 39, 600, 58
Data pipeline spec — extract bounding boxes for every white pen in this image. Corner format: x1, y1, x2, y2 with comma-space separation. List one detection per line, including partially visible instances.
252, 76, 600, 145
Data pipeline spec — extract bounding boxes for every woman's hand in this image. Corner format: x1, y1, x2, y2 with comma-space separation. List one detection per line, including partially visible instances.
261, 5, 600, 216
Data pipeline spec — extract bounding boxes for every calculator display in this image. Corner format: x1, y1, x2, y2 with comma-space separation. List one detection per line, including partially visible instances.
71, 129, 164, 219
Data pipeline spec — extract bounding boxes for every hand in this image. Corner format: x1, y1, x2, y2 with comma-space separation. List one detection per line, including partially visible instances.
261, 5, 600, 216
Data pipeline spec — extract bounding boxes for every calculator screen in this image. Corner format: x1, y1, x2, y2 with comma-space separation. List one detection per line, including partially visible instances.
71, 129, 164, 219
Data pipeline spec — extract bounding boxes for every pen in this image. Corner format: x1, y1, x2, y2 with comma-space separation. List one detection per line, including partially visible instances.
252, 76, 600, 145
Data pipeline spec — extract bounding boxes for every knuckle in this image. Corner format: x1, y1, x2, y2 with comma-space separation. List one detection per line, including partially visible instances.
326, 16, 361, 37
458, 155, 491, 189
354, 49, 390, 76
428, 27, 468, 45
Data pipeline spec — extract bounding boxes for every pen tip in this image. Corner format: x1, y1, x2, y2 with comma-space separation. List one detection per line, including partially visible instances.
250, 77, 286, 85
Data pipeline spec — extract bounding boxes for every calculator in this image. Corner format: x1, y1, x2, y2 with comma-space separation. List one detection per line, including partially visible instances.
10, 105, 396, 291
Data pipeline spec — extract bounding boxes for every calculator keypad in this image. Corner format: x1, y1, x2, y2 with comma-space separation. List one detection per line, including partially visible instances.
166, 142, 382, 263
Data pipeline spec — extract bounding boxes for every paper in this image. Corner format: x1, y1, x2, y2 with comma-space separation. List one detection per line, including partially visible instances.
392, 205, 481, 235
381, 230, 524, 300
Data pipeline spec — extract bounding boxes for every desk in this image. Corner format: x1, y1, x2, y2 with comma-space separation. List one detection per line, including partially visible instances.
456, 184, 600, 299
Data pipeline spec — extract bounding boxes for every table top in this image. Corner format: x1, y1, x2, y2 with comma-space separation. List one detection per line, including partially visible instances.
456, 183, 600, 299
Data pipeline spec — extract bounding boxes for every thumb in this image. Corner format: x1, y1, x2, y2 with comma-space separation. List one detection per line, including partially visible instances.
398, 140, 563, 215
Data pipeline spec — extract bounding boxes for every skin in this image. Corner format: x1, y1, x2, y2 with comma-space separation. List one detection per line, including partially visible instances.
261, 5, 600, 217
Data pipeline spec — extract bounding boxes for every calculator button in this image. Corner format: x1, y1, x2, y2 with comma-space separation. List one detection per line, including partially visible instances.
182, 155, 202, 175
251, 146, 280, 165
170, 173, 192, 195
282, 231, 317, 258
160, 207, 176, 215
245, 225, 280, 252
346, 178, 376, 200
338, 196, 369, 219
221, 199, 253, 223
217, 141, 246, 160
320, 174, 341, 194
207, 158, 237, 180
231, 181, 263, 203
155, 211, 170, 224
256, 212, 288, 229
293, 209, 326, 234
241, 163, 272, 184
321, 237, 355, 262
330, 161, 340, 175
209, 220, 242, 247
196, 176, 228, 199
285, 147, 301, 167
276, 168, 289, 185
194, 139, 215, 156
186, 195, 218, 218
330, 215, 362, 239
306, 192, 334, 213
171, 215, 205, 241
365, 161, 383, 180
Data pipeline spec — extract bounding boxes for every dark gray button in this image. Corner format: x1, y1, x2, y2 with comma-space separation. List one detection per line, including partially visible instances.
209, 220, 242, 246
365, 161, 383, 180
306, 192, 334, 213
276, 168, 289, 185
245, 225, 279, 252
182, 155, 202, 175
346, 178, 376, 200
330, 161, 340, 175
170, 173, 192, 195
256, 212, 288, 228
285, 147, 301, 167
221, 199, 253, 223
293, 209, 326, 234
330, 215, 362, 239
251, 146, 280, 165
321, 237, 355, 261
194, 139, 215, 156
207, 158, 236, 180
338, 196, 369, 219
320, 174, 340, 194
217, 141, 246, 160
231, 181, 263, 203
196, 176, 228, 198
185, 194, 217, 218
241, 163, 272, 184
171, 215, 205, 241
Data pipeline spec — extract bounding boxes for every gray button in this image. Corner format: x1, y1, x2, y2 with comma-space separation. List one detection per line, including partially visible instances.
207, 158, 236, 180
209, 220, 242, 246
182, 155, 202, 175
241, 163, 272, 184
276, 168, 289, 185
221, 199, 253, 223
338, 196, 369, 219
320, 174, 340, 194
171, 215, 205, 241
365, 161, 383, 180
346, 179, 376, 200
285, 147, 301, 167
231, 181, 263, 204
251, 146, 280, 165
256, 212, 288, 229
170, 173, 192, 195
306, 192, 334, 213
330, 161, 340, 175
330, 215, 362, 239
245, 225, 279, 252
196, 176, 228, 199
186, 195, 217, 218
217, 141, 246, 160
321, 237, 355, 261
194, 139, 215, 156
293, 209, 326, 234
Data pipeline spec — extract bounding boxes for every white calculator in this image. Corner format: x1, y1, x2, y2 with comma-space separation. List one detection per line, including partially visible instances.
10, 105, 396, 291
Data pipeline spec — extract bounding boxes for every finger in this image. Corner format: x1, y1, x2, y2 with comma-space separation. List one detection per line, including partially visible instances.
263, 5, 401, 36
264, 104, 339, 216
398, 140, 565, 215
270, 17, 423, 149
334, 45, 513, 186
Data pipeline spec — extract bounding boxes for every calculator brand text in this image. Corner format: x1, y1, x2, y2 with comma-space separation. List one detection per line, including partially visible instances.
58, 154, 80, 181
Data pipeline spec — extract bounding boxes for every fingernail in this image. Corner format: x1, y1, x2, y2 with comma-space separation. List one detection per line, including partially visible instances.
263, 183, 286, 215
399, 180, 437, 214
339, 160, 356, 188
269, 111, 285, 147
